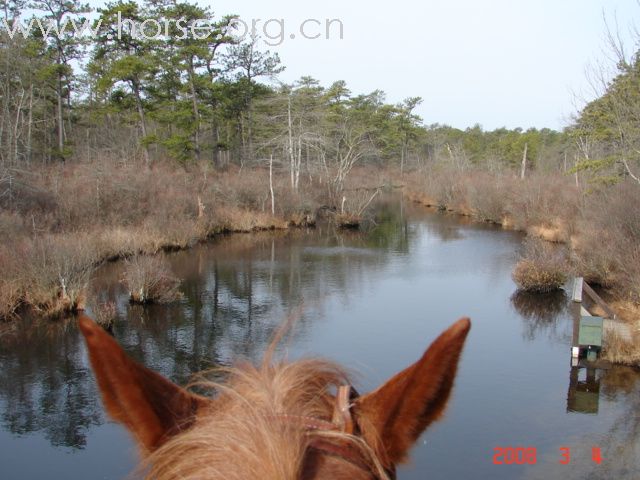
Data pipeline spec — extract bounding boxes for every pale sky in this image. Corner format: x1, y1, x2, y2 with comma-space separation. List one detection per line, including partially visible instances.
202, 0, 640, 131
77, 0, 640, 130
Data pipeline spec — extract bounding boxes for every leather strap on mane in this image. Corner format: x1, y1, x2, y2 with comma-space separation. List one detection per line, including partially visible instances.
272, 385, 388, 477
332, 385, 356, 434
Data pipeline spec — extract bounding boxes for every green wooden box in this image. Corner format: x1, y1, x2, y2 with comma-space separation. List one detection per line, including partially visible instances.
578, 316, 603, 348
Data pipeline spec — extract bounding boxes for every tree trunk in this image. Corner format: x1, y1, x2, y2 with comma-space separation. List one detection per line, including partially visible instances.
26, 84, 33, 165
132, 79, 150, 164
188, 58, 200, 161
269, 154, 275, 215
13, 87, 24, 164
56, 73, 65, 158
287, 94, 296, 190
520, 142, 528, 179
246, 77, 253, 163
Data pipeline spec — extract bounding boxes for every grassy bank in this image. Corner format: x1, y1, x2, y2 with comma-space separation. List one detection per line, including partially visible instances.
0, 160, 397, 320
404, 168, 640, 300
0, 161, 310, 319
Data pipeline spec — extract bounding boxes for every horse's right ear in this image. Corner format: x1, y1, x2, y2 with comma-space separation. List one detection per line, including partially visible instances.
354, 318, 470, 468
78, 313, 211, 453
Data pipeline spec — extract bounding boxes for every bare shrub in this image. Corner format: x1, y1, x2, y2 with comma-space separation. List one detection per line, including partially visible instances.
19, 235, 98, 315
0, 243, 21, 320
571, 227, 618, 287
573, 181, 640, 299
618, 246, 640, 302
335, 212, 361, 229
0, 212, 28, 243
122, 255, 183, 304
505, 174, 580, 232
213, 169, 269, 210
0, 280, 21, 321
93, 301, 117, 328
464, 173, 507, 222
512, 238, 569, 292
573, 182, 640, 294
428, 170, 466, 210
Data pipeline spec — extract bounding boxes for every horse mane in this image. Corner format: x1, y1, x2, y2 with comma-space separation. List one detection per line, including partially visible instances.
80, 312, 470, 479
143, 358, 389, 480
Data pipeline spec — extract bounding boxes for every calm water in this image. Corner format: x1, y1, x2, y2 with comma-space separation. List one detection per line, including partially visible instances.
1, 201, 638, 480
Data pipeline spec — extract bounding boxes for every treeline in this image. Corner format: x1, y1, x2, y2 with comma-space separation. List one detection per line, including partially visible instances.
2, 0, 639, 189
1, 0, 578, 180
570, 48, 640, 186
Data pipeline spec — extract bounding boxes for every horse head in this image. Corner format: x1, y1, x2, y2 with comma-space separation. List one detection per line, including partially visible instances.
79, 314, 470, 479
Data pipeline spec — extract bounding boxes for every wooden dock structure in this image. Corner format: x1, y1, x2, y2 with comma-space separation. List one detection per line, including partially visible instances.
570, 277, 631, 366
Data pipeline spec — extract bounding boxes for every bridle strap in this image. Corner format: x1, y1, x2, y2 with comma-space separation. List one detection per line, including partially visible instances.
332, 384, 356, 434
307, 437, 375, 473
272, 385, 359, 434
272, 385, 387, 477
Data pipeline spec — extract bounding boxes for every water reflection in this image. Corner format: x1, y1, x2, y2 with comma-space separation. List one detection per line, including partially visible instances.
0, 318, 102, 449
524, 365, 640, 480
0, 201, 414, 450
567, 366, 601, 414
511, 290, 569, 342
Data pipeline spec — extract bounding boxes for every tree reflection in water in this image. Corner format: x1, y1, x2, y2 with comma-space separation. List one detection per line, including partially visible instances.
511, 289, 569, 342
0, 317, 102, 449
0, 200, 413, 450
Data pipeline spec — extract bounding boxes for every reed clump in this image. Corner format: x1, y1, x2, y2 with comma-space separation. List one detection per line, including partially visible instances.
93, 301, 117, 328
512, 238, 569, 293
122, 256, 183, 304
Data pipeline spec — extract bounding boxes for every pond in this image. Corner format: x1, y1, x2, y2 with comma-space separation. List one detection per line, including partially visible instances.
1, 200, 638, 480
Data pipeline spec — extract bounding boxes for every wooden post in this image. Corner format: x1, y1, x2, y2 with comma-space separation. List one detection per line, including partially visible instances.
583, 282, 617, 320
570, 302, 581, 365
572, 277, 583, 303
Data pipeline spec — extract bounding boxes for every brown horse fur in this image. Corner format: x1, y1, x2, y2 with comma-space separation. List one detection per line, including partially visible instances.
78, 313, 471, 479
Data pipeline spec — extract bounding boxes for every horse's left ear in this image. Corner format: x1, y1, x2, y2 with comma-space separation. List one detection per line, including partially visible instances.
354, 318, 470, 467
78, 313, 211, 453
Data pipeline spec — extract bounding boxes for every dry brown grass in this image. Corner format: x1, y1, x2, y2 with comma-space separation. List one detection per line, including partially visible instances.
93, 301, 117, 328
335, 212, 361, 229
512, 238, 569, 292
602, 330, 640, 366
609, 299, 640, 324
527, 222, 569, 243
513, 260, 568, 293
122, 255, 183, 304
215, 206, 289, 232
0, 280, 21, 321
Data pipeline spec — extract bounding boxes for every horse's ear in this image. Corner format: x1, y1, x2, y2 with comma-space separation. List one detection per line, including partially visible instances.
354, 318, 470, 466
78, 313, 211, 453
